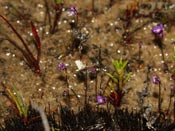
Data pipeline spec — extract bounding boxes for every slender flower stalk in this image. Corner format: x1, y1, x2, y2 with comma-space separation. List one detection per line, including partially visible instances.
152, 24, 169, 72
152, 75, 161, 113
58, 63, 80, 104
167, 85, 174, 116
138, 41, 142, 67
92, 0, 95, 14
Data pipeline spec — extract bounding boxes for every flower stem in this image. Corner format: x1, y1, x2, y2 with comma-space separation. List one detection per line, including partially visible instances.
158, 82, 161, 113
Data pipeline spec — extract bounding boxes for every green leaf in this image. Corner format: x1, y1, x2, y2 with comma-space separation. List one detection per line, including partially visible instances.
55, 0, 63, 4
124, 72, 132, 84
106, 73, 118, 84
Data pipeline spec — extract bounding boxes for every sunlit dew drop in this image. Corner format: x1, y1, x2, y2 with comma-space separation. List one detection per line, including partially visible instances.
90, 81, 93, 83
161, 61, 164, 63
114, 21, 118, 25
62, 7, 65, 12
132, 73, 136, 77
77, 95, 81, 98
45, 32, 49, 35
110, 43, 114, 47
4, 6, 8, 9
20, 74, 24, 77
39, 27, 43, 31
63, 20, 67, 24
154, 68, 158, 71
117, 50, 121, 54
154, 46, 157, 49
16, 20, 20, 24
37, 4, 44, 8
67, 30, 71, 33
159, 54, 162, 56
40, 11, 44, 15
71, 20, 75, 23
52, 87, 55, 90
29, 32, 33, 36
58, 21, 61, 25
12, 54, 15, 57
91, 18, 95, 23
19, 61, 24, 66
135, 19, 139, 23
38, 88, 42, 91
165, 53, 168, 57
143, 27, 147, 30
6, 52, 11, 56
110, 22, 114, 26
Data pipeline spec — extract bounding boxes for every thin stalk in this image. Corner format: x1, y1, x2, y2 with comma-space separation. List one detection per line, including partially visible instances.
64, 69, 80, 103
84, 66, 88, 105
109, 0, 114, 7
160, 47, 169, 72
65, 68, 71, 106
42, 0, 51, 37
119, 76, 123, 92
95, 71, 98, 101
92, 0, 95, 14
174, 98, 175, 122
51, 3, 63, 34
158, 83, 161, 113
157, 38, 169, 72
138, 44, 141, 67
166, 94, 172, 115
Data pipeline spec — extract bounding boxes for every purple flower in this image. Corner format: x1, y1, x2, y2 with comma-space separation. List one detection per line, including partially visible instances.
152, 24, 164, 38
58, 63, 66, 71
170, 85, 175, 90
68, 6, 77, 16
89, 67, 97, 73
152, 75, 160, 84
97, 95, 106, 104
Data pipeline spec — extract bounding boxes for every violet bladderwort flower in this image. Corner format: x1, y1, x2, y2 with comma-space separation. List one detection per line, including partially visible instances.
152, 24, 164, 39
170, 85, 175, 91
68, 6, 78, 27
97, 95, 107, 104
68, 6, 77, 16
152, 75, 160, 84
58, 62, 66, 71
152, 75, 162, 112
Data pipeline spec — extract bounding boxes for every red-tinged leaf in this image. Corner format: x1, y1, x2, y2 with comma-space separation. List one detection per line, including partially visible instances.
0, 15, 33, 54
30, 21, 41, 62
